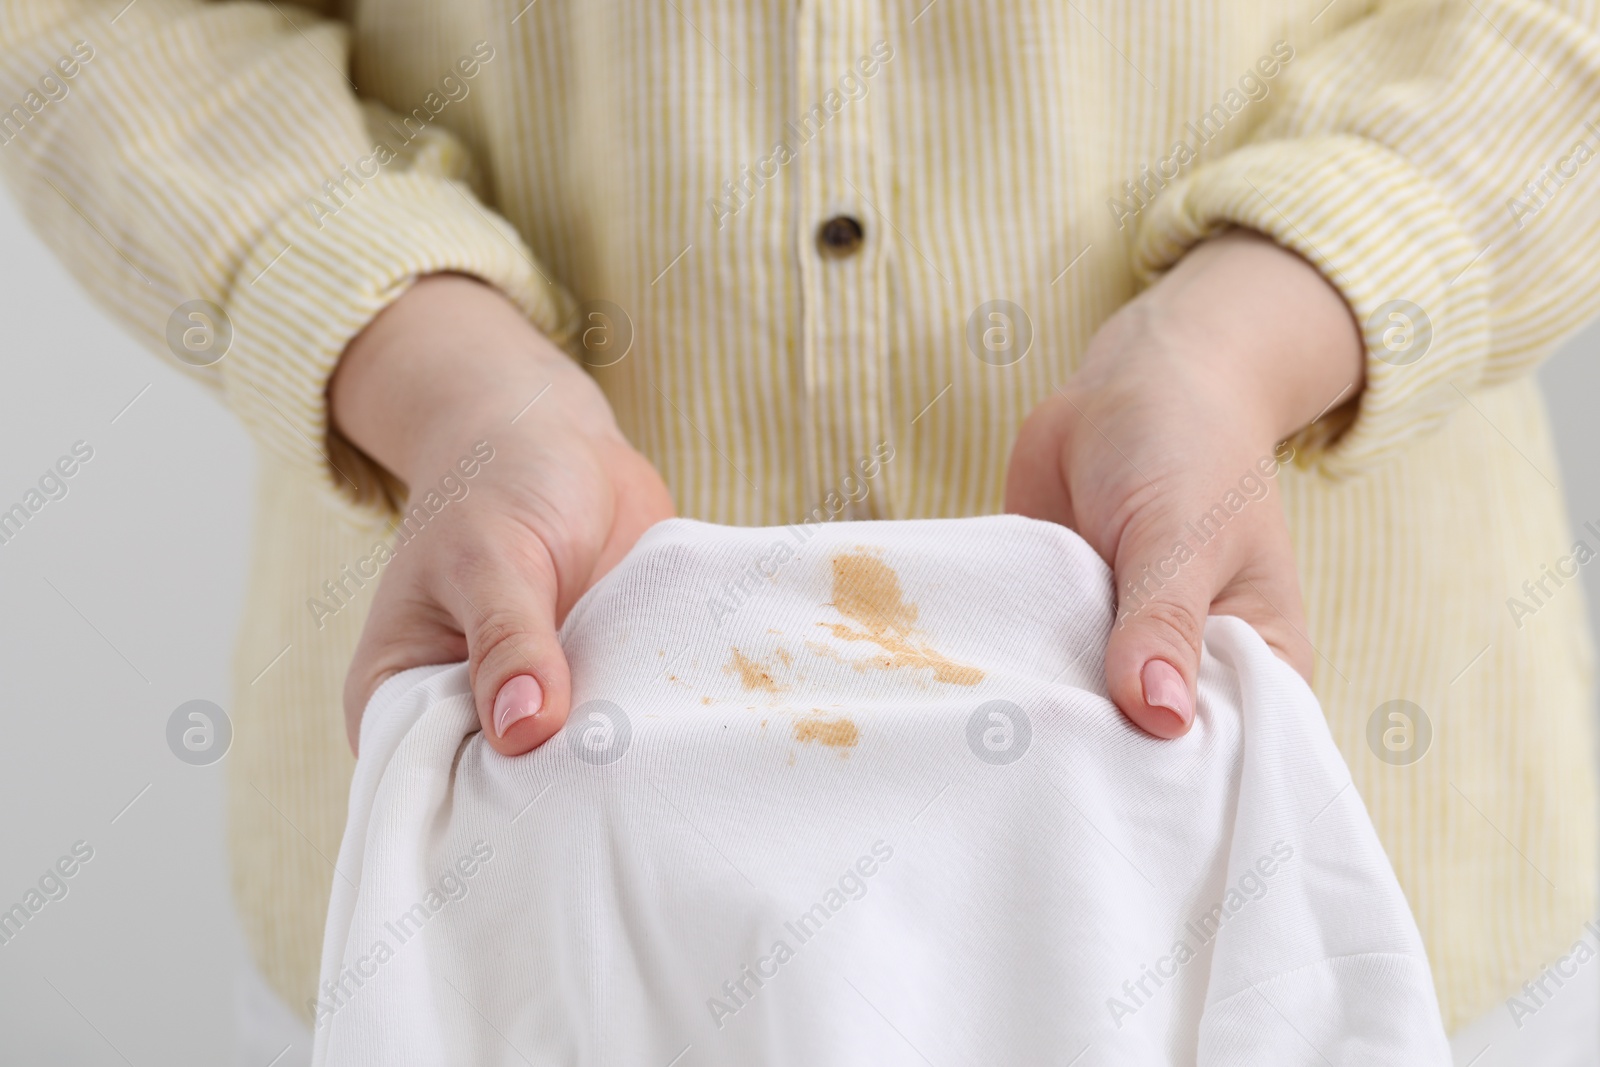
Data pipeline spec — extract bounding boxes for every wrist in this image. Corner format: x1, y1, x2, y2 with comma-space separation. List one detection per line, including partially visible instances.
330, 274, 600, 487
1127, 229, 1364, 444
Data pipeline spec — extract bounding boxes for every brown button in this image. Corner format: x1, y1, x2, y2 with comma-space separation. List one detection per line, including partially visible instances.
817, 215, 865, 258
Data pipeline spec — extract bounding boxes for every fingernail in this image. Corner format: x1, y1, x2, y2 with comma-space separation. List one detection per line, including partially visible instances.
1140, 659, 1193, 730
493, 675, 543, 738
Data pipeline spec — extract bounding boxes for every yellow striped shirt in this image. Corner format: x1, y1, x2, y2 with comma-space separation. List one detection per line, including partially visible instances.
3, 0, 1598, 1031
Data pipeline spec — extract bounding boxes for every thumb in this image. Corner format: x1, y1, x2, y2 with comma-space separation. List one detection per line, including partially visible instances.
445, 548, 573, 757
1103, 522, 1215, 740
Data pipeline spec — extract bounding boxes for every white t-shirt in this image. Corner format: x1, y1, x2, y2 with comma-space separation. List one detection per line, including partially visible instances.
312, 515, 1450, 1066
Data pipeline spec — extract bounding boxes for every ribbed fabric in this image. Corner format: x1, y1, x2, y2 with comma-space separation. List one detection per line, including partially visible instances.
2, 0, 1598, 1031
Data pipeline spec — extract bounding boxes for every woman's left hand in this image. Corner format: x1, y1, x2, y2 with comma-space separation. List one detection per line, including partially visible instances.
1006, 230, 1365, 738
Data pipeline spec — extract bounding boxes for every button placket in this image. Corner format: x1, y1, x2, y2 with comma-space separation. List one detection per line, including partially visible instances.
794, 0, 889, 522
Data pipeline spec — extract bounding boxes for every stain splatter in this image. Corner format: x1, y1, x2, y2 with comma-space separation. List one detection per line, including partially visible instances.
725, 647, 786, 692
793, 714, 859, 749
820, 550, 984, 686
700, 696, 713, 705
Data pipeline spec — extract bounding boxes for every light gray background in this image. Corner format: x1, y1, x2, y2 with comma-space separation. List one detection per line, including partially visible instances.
1, 185, 1597, 1063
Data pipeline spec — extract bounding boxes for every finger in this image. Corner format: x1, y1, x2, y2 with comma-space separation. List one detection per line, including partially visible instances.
1210, 514, 1313, 681
442, 539, 574, 757
1102, 515, 1223, 740
588, 438, 677, 581
342, 589, 466, 757
1004, 394, 1078, 527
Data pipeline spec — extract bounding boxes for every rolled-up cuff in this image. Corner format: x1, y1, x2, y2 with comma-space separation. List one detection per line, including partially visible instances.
1133, 134, 1491, 479
222, 173, 576, 523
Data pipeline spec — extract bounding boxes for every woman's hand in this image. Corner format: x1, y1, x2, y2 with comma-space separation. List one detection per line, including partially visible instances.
330, 274, 674, 756
1006, 230, 1363, 738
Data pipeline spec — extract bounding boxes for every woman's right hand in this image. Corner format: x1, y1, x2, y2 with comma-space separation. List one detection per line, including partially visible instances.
329, 274, 674, 756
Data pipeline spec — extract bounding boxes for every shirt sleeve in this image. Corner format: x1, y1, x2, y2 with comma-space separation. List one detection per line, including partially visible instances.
1130, 0, 1600, 477
0, 0, 575, 519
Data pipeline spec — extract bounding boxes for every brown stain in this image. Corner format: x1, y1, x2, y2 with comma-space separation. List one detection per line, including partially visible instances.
700, 696, 713, 705
725, 647, 786, 692
820, 550, 984, 686
793, 714, 859, 749
831, 551, 919, 633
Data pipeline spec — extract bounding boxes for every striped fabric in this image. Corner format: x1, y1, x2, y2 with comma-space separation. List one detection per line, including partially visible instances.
3, 0, 1600, 1031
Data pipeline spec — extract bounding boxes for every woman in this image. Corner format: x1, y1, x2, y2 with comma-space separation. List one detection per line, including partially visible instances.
2, 0, 1596, 1053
